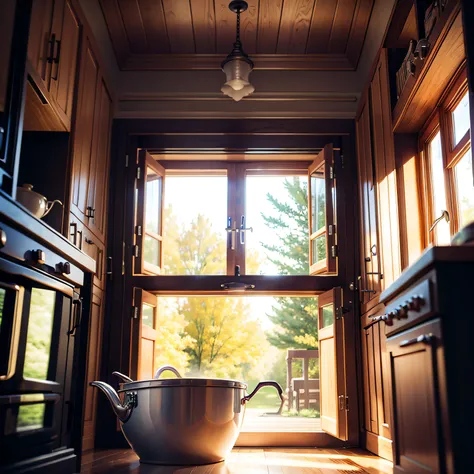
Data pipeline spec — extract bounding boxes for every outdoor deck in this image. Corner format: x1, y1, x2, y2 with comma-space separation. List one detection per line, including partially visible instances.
241, 409, 321, 432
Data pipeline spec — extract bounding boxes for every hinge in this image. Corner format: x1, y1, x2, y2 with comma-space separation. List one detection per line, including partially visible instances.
125, 154, 129, 167
341, 154, 344, 169
137, 167, 141, 179
133, 245, 139, 258
331, 245, 338, 258
122, 242, 126, 275
136, 225, 142, 236
132, 306, 139, 319
338, 395, 344, 410
330, 166, 335, 179
328, 224, 336, 236
345, 396, 349, 410
106, 256, 113, 279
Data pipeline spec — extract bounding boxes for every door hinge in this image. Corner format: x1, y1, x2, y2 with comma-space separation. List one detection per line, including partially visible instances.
341, 154, 344, 169
331, 245, 338, 258
122, 242, 126, 275
137, 167, 141, 179
329, 224, 336, 236
125, 154, 129, 167
133, 245, 139, 258
345, 396, 349, 410
136, 225, 142, 236
338, 395, 349, 410
330, 166, 335, 179
132, 306, 139, 319
106, 256, 113, 280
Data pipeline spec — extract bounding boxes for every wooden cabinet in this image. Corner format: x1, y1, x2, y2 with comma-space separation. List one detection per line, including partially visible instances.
27, 0, 80, 131
0, 0, 16, 115
82, 285, 105, 452
70, 37, 112, 244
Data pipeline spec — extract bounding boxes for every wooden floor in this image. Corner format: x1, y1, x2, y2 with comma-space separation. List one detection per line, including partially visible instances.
81, 448, 393, 473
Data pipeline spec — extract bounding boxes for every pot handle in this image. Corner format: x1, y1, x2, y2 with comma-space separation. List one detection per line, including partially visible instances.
241, 381, 286, 415
154, 365, 182, 379
43, 199, 63, 217
112, 371, 134, 383
90, 381, 136, 423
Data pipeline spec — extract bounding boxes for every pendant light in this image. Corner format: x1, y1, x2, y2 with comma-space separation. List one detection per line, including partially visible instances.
221, 0, 255, 101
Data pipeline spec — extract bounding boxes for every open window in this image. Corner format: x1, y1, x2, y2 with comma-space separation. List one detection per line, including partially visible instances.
131, 288, 158, 380
134, 150, 165, 275
308, 144, 337, 275
318, 287, 347, 440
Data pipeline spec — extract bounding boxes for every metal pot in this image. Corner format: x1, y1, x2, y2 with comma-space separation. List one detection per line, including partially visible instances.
91, 366, 284, 465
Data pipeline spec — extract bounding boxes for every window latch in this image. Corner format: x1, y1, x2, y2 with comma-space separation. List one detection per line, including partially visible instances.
429, 210, 450, 233
239, 215, 253, 245
225, 217, 239, 250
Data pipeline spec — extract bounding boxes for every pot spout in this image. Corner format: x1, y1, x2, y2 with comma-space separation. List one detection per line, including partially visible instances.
90, 381, 135, 422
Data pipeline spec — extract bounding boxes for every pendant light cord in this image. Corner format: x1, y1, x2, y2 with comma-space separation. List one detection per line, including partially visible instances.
235, 9, 241, 46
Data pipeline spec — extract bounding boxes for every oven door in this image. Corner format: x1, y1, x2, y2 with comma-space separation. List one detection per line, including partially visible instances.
0, 257, 79, 465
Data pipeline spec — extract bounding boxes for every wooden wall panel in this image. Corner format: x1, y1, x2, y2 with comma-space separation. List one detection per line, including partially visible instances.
257, 0, 283, 53
306, 0, 337, 54
277, 0, 315, 54
162, 0, 195, 53
117, 0, 147, 53
99, 0, 130, 62
138, 0, 170, 53
190, 0, 216, 53
215, 0, 237, 54
346, 0, 375, 66
329, 0, 357, 53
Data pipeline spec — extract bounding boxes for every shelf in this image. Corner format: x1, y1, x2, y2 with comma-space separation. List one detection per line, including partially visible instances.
392, 1, 464, 133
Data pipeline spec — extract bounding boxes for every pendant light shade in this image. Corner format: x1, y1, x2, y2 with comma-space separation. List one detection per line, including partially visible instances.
221, 0, 255, 101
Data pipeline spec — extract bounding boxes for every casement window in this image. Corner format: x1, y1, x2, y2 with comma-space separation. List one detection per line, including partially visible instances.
420, 68, 474, 244
132, 146, 338, 277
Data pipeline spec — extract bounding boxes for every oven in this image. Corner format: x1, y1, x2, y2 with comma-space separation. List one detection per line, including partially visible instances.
0, 256, 81, 466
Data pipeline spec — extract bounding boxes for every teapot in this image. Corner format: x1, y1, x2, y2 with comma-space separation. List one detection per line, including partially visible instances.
16, 184, 62, 219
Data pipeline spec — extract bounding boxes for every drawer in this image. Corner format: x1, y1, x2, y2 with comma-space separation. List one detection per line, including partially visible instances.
0, 221, 84, 287
384, 274, 436, 337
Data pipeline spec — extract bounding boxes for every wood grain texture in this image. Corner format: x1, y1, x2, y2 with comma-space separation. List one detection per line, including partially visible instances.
117, 0, 148, 53
329, 0, 357, 53
99, 0, 130, 63
257, 0, 282, 53
137, 0, 170, 53
162, 0, 195, 53
277, 0, 315, 54
346, 0, 375, 67
215, 0, 238, 53
190, 0, 216, 53
81, 448, 393, 473
306, 0, 338, 54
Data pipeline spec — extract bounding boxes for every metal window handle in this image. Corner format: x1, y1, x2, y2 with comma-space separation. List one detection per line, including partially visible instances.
225, 217, 239, 250
429, 210, 450, 233
240, 215, 253, 245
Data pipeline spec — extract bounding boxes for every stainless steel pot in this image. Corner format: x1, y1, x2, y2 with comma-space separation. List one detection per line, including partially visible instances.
91, 366, 284, 465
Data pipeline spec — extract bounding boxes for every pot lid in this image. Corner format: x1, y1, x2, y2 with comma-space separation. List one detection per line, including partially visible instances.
118, 377, 247, 392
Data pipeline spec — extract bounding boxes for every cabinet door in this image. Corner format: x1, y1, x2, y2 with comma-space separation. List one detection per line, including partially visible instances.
0, 0, 16, 115
71, 39, 99, 220
49, 0, 80, 128
86, 78, 112, 243
82, 285, 104, 452
27, 0, 54, 89
388, 319, 447, 473
370, 50, 401, 289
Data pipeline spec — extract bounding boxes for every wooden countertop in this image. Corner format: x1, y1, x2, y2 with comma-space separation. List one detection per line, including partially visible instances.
380, 245, 474, 304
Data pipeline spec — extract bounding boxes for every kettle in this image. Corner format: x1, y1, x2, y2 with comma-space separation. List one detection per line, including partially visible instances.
16, 184, 62, 219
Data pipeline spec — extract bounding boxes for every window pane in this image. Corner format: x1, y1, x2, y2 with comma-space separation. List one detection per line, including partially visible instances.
321, 304, 334, 328
311, 167, 326, 233
17, 404, 46, 432
163, 176, 227, 275
311, 234, 326, 265
24, 289, 55, 380
452, 92, 470, 147
455, 148, 474, 228
144, 236, 161, 268
245, 175, 309, 275
142, 303, 155, 328
156, 296, 321, 433
146, 168, 162, 236
429, 132, 451, 245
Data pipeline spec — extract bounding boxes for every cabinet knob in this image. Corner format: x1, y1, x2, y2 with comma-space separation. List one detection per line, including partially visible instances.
0, 228, 6, 248
56, 262, 71, 275
32, 249, 46, 264
407, 295, 425, 312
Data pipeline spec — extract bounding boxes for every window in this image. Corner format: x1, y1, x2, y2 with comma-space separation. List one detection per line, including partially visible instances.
420, 69, 473, 243
133, 150, 338, 277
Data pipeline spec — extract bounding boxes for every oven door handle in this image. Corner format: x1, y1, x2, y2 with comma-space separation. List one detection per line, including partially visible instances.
68, 297, 83, 336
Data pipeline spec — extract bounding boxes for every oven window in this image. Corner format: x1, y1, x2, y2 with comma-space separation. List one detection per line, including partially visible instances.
23, 289, 56, 380
16, 403, 46, 432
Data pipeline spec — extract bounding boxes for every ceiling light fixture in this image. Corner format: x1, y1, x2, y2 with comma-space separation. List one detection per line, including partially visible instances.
221, 0, 255, 101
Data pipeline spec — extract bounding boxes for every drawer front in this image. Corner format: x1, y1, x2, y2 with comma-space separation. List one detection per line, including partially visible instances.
0, 221, 83, 287
384, 276, 436, 337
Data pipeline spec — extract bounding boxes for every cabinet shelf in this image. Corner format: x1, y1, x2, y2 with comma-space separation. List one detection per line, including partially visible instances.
391, 1, 464, 133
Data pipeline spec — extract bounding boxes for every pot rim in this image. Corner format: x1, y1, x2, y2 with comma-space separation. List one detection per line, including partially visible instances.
117, 377, 247, 392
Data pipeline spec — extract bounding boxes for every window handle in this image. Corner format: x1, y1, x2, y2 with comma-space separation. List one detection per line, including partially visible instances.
225, 217, 238, 250
240, 215, 253, 245
429, 210, 450, 233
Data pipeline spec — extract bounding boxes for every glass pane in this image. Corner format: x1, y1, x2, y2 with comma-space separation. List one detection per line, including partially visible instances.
245, 175, 310, 275
146, 167, 162, 236
163, 175, 227, 275
142, 303, 155, 328
156, 296, 320, 433
429, 132, 451, 245
144, 235, 161, 268
311, 234, 326, 265
16, 404, 46, 432
321, 304, 334, 328
455, 148, 474, 228
23, 289, 56, 380
452, 92, 470, 147
311, 167, 326, 233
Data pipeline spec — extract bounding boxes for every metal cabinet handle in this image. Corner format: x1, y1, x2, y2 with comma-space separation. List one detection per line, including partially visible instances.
429, 210, 450, 233
399, 333, 435, 348
68, 297, 83, 335
47, 33, 56, 64
51, 39, 61, 81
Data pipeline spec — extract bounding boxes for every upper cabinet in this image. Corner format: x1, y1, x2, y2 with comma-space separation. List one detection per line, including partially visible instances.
26, 0, 80, 131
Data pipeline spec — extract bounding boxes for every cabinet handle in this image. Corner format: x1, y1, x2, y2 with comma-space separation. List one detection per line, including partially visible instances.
370, 244, 377, 256
86, 206, 96, 219
47, 33, 56, 64
77, 230, 83, 250
51, 39, 61, 81
399, 333, 435, 348
68, 297, 83, 336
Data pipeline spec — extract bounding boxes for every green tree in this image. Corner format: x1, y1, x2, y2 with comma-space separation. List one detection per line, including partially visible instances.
261, 178, 319, 350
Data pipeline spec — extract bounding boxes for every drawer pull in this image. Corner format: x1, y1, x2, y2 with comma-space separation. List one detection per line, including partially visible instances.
56, 262, 71, 275
399, 333, 435, 348
32, 249, 46, 264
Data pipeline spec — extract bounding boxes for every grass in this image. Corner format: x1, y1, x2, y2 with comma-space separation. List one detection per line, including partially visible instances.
281, 408, 320, 418
245, 381, 281, 410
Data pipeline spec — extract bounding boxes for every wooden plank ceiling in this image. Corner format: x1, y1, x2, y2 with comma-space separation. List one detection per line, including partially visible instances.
99, 0, 374, 70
